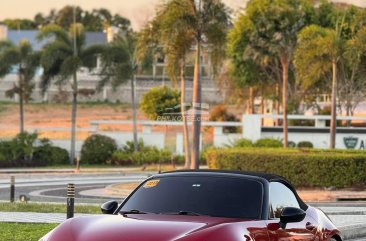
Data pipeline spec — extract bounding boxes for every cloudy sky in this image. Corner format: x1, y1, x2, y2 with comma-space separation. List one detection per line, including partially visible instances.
0, 0, 365, 30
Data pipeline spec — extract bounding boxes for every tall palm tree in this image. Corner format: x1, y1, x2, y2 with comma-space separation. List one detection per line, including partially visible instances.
137, 12, 193, 168
0, 40, 40, 133
294, 24, 344, 149
38, 24, 104, 163
97, 33, 139, 152
141, 0, 230, 169
244, 0, 310, 147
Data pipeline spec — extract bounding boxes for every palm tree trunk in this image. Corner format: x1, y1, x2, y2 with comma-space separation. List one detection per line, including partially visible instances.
70, 71, 77, 164
280, 58, 289, 148
191, 41, 201, 170
131, 72, 138, 152
275, 82, 280, 126
330, 60, 337, 149
19, 73, 24, 133
248, 87, 254, 114
180, 61, 191, 169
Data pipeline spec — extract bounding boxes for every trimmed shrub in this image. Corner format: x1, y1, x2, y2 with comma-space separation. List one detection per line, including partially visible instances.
111, 139, 183, 166
254, 138, 283, 148
229, 138, 253, 148
80, 134, 117, 164
297, 141, 314, 148
111, 148, 183, 166
33, 139, 69, 165
206, 148, 366, 188
288, 141, 297, 148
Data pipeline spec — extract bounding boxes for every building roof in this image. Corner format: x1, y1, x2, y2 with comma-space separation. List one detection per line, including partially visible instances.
7, 30, 107, 51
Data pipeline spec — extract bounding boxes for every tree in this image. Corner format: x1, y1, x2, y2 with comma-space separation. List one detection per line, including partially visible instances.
0, 40, 40, 133
97, 34, 139, 152
294, 24, 344, 148
240, 0, 311, 147
1, 19, 37, 30
143, 0, 230, 169
38, 24, 104, 163
140, 86, 180, 121
228, 11, 282, 118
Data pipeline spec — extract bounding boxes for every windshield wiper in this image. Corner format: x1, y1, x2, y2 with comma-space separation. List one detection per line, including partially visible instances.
160, 211, 208, 216
120, 209, 148, 215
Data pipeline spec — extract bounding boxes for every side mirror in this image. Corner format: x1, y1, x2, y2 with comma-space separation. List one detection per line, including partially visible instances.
101, 200, 119, 214
279, 207, 306, 229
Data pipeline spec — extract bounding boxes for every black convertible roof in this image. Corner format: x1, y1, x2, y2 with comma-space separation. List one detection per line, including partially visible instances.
162, 169, 288, 182
161, 169, 308, 211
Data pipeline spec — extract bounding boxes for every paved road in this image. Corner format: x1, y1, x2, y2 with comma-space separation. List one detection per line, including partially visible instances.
0, 172, 149, 203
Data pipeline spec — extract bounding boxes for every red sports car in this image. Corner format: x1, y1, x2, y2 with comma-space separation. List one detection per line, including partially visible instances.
39, 170, 342, 241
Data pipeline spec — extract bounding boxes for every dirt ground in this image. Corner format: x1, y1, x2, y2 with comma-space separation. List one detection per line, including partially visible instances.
0, 103, 216, 146
0, 103, 139, 139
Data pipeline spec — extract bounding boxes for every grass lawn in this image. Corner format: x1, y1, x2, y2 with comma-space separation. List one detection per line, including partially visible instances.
0, 223, 58, 241
0, 202, 101, 214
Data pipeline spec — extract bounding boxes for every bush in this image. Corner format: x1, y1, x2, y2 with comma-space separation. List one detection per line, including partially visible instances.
209, 105, 240, 133
288, 141, 297, 148
229, 138, 253, 148
140, 86, 181, 121
207, 148, 366, 188
0, 133, 69, 167
33, 139, 69, 165
111, 139, 184, 166
297, 141, 314, 148
111, 148, 183, 166
80, 134, 117, 164
254, 138, 283, 148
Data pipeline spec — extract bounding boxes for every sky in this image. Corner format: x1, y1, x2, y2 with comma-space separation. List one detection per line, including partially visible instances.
0, 0, 365, 30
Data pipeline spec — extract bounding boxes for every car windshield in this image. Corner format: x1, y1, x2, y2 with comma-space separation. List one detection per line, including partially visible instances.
120, 175, 263, 219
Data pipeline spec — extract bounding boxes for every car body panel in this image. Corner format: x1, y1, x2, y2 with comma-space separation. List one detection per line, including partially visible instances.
41, 171, 341, 241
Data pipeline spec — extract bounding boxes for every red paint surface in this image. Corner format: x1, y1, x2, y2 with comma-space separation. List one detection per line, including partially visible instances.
46, 206, 340, 241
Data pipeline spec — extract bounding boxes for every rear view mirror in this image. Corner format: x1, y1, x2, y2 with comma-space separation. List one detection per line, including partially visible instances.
279, 207, 306, 229
101, 200, 119, 214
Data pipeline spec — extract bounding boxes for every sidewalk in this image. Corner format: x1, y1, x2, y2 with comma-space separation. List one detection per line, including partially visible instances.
0, 207, 365, 240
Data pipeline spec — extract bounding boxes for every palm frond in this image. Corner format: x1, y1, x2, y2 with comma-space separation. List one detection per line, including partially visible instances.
37, 24, 71, 46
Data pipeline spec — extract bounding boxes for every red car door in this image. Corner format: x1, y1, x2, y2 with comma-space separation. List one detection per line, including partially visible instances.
266, 182, 318, 241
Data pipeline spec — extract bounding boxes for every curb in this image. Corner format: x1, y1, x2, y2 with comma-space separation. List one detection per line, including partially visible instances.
340, 224, 366, 240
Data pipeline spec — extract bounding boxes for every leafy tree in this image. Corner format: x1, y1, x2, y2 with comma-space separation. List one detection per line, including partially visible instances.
294, 24, 344, 148
295, 6, 366, 148
140, 86, 180, 121
1, 19, 37, 30
97, 34, 139, 152
38, 24, 104, 162
142, 0, 230, 169
0, 40, 40, 133
233, 0, 311, 147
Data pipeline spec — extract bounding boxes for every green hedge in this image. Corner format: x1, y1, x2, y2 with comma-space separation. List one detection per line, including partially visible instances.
207, 148, 366, 188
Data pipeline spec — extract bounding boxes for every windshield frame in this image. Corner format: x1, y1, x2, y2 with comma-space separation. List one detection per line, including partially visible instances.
114, 172, 269, 220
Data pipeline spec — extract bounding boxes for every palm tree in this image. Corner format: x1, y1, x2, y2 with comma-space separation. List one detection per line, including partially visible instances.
141, 0, 229, 169
243, 0, 310, 147
294, 24, 344, 149
0, 40, 40, 133
97, 33, 139, 152
38, 24, 104, 163
137, 12, 193, 168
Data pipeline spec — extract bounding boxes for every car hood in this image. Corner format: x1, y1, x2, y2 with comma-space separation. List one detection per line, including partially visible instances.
51, 214, 253, 241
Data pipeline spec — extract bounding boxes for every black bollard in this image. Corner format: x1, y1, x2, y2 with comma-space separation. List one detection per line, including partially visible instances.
10, 176, 15, 203
66, 183, 75, 219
